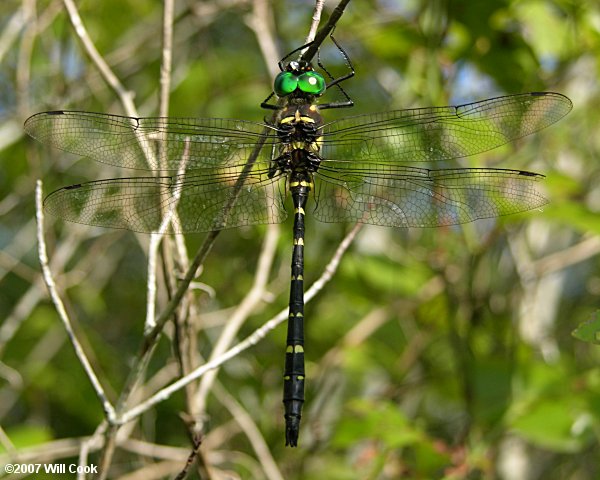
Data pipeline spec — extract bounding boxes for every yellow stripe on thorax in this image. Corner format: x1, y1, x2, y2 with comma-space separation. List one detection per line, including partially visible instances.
289, 180, 312, 188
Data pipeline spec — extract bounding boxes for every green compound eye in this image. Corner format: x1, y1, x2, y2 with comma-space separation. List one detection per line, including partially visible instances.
298, 71, 326, 95
274, 72, 298, 96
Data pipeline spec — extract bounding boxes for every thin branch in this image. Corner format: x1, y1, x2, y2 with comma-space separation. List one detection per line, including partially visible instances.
62, 0, 162, 175
533, 234, 600, 277
120, 438, 189, 460
17, 0, 64, 117
77, 423, 107, 480
300, 0, 351, 64
303, 223, 362, 302
87, 2, 178, 472
304, 0, 326, 44
0, 7, 27, 65
0, 360, 22, 391
15, 0, 34, 117
119, 223, 362, 424
246, 0, 280, 78
117, 235, 220, 415
139, 129, 271, 351
61, 0, 139, 117
145, 139, 191, 332
159, 0, 174, 119
109, 132, 272, 466
155, 0, 183, 308
153, 3, 199, 424
193, 224, 280, 416
0, 436, 100, 465
35, 180, 116, 423
172, 436, 202, 480
213, 383, 284, 480
145, 238, 161, 332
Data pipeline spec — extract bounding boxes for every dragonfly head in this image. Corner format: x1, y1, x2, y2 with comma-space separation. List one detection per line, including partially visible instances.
274, 61, 326, 99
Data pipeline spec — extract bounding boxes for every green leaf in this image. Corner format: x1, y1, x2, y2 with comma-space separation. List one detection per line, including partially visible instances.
572, 311, 600, 345
511, 400, 588, 453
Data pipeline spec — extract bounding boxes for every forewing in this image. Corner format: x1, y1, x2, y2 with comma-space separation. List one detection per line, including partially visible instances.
43, 160, 288, 233
313, 163, 546, 227
321, 92, 572, 163
24, 110, 276, 171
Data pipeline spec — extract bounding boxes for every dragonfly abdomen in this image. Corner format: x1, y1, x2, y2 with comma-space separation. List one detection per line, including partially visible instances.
283, 170, 313, 447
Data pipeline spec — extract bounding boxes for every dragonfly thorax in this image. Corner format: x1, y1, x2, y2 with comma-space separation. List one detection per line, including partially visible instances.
267, 104, 323, 180
276, 103, 323, 141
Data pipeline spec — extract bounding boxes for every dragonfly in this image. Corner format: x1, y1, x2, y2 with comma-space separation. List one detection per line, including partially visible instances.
24, 39, 572, 447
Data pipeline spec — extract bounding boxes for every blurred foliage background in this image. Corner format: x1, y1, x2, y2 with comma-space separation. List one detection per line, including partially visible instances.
1, 0, 600, 479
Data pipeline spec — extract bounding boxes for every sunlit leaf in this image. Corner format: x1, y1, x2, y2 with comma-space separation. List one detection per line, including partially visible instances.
572, 311, 600, 345
511, 400, 590, 453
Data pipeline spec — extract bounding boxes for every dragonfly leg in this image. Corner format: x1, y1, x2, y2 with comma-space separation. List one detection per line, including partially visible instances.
317, 34, 355, 109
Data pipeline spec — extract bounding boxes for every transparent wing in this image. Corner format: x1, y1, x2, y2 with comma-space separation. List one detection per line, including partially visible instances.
320, 92, 572, 163
24, 110, 277, 171
313, 163, 545, 227
43, 161, 288, 233
30, 93, 570, 232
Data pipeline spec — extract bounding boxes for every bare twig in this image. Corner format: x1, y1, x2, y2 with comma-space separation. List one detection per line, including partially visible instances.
305, 0, 326, 44
118, 223, 362, 424
155, 0, 183, 316
159, 0, 174, 120
533, 234, 600, 277
0, 360, 22, 392
81, 2, 180, 472
213, 383, 284, 480
141, 129, 271, 347
17, 0, 63, 118
172, 436, 202, 480
145, 238, 162, 332
77, 423, 107, 480
193, 224, 280, 417
0, 7, 27, 65
94, 0, 180, 470
61, 0, 139, 117
120, 438, 189, 460
152, 3, 199, 424
61, 0, 159, 173
246, 0, 280, 78
300, 0, 352, 64
145, 139, 191, 332
0, 436, 99, 465
35, 181, 116, 423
